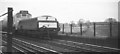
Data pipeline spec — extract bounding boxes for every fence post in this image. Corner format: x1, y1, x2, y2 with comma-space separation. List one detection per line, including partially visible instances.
62, 24, 64, 34
110, 22, 112, 37
70, 24, 72, 34
7, 7, 13, 53
80, 23, 82, 35
93, 22, 96, 37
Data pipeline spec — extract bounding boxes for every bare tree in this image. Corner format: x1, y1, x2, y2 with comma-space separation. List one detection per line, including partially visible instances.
105, 18, 117, 23
77, 19, 85, 26
70, 21, 76, 27
85, 20, 91, 28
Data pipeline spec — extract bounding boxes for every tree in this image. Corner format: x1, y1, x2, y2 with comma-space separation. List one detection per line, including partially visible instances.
105, 18, 117, 23
70, 21, 76, 27
85, 20, 91, 28
77, 19, 85, 26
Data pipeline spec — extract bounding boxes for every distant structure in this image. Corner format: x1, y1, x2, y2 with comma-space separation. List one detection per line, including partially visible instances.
13, 10, 32, 28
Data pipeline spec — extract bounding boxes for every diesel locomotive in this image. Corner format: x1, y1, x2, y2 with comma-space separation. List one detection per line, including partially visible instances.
1, 10, 60, 38
16, 15, 60, 37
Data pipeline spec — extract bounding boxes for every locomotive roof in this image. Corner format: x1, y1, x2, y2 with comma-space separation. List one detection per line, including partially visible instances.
37, 16, 57, 21
41, 15, 52, 17
19, 16, 57, 22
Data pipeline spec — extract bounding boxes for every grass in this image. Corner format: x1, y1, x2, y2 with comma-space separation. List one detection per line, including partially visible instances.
54, 35, 118, 48
57, 23, 118, 48
95, 24, 118, 37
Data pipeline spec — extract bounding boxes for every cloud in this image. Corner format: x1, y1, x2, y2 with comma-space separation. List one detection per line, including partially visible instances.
0, 0, 118, 22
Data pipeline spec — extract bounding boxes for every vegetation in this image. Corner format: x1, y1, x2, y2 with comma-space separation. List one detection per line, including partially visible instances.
77, 19, 85, 26
104, 18, 117, 23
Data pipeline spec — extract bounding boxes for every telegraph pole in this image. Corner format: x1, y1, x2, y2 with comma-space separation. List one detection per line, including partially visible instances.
80, 23, 82, 35
93, 22, 96, 37
70, 24, 72, 34
7, 7, 13, 53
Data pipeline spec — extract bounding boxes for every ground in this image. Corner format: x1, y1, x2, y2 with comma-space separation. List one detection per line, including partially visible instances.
58, 23, 118, 48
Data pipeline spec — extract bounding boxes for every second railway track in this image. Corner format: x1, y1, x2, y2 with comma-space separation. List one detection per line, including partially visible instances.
13, 35, 120, 52
2, 34, 120, 54
2, 35, 63, 54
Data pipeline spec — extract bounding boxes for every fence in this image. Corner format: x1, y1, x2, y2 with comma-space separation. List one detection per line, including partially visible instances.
59, 22, 118, 37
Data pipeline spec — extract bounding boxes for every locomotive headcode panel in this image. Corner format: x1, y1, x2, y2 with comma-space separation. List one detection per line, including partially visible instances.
17, 18, 37, 30
37, 16, 58, 28
38, 22, 57, 28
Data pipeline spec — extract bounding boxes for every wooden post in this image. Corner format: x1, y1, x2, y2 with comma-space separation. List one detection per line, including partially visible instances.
80, 23, 82, 35
62, 24, 64, 34
70, 24, 72, 34
7, 7, 13, 53
93, 22, 96, 37
110, 22, 112, 37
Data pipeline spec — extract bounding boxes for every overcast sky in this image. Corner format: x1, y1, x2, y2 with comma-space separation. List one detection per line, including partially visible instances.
0, 0, 119, 23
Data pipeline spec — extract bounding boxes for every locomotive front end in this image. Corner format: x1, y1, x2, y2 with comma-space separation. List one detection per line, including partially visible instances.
37, 15, 60, 35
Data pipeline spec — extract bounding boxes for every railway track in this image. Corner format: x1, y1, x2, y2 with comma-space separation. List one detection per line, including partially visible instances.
3, 35, 93, 53
2, 33, 120, 53
2, 36, 63, 54
50, 39, 119, 52
14, 36, 119, 52
2, 41, 63, 54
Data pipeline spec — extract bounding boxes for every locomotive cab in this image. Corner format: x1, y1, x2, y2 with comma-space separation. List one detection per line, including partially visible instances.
37, 16, 60, 34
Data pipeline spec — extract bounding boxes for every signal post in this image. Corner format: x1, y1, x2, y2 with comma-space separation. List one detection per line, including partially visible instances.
7, 7, 13, 53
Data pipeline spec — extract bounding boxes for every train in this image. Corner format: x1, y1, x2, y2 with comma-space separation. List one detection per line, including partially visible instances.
2, 10, 32, 31
1, 10, 60, 38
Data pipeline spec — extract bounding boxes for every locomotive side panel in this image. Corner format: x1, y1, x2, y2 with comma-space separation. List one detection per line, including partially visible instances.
15, 15, 60, 38
17, 18, 37, 30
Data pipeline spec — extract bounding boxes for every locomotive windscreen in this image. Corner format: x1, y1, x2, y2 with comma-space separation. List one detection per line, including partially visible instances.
38, 22, 57, 28
37, 16, 56, 21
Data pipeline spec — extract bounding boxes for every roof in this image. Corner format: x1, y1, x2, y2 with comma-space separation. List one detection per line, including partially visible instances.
37, 16, 57, 21
16, 10, 32, 16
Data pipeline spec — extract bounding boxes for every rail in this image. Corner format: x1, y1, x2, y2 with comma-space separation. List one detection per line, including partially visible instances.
14, 36, 120, 52
2, 35, 63, 54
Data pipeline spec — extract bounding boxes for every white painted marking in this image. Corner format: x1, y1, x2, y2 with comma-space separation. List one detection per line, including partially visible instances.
57, 39, 120, 51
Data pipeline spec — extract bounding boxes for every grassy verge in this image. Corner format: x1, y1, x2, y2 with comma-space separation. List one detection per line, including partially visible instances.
53, 35, 118, 48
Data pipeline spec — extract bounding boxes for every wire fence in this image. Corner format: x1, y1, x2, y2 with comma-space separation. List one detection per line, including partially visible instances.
59, 22, 118, 37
